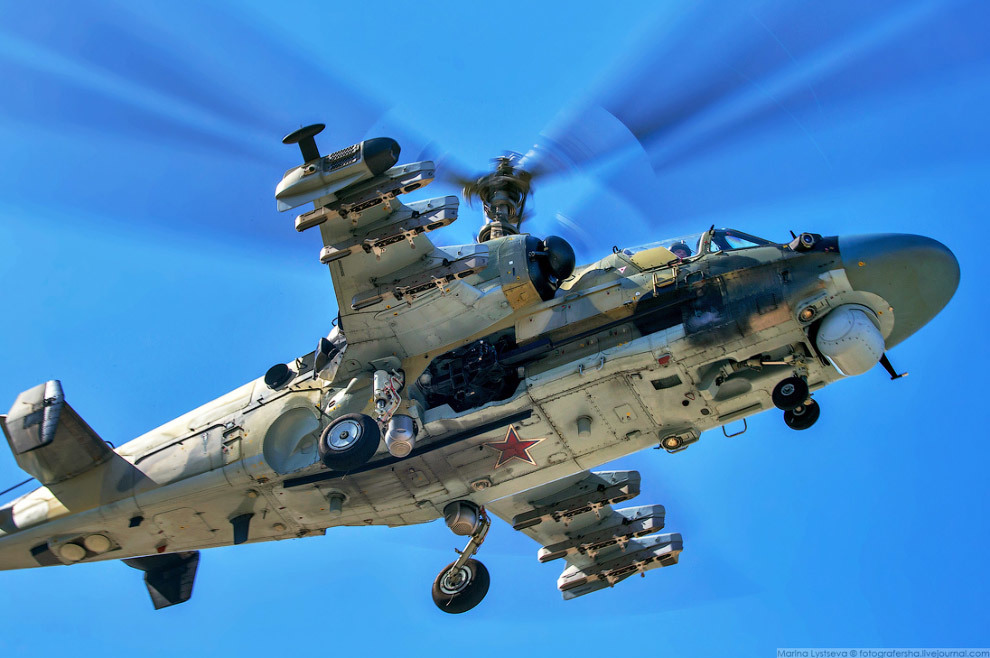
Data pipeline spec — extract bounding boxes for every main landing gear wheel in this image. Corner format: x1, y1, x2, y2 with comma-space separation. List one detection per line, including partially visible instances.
434, 501, 492, 614
772, 377, 809, 410
432, 558, 490, 614
784, 400, 821, 430
318, 413, 381, 470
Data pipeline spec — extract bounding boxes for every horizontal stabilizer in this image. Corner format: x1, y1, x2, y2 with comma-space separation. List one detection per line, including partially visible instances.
123, 551, 200, 610
510, 471, 641, 530
538, 504, 665, 562
557, 532, 683, 600
1, 381, 113, 485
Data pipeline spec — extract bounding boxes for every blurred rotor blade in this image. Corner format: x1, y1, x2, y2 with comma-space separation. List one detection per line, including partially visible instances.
519, 104, 649, 181
0, 0, 416, 253
0, 0, 382, 161
619, 0, 986, 172
539, 0, 990, 230
524, 2, 982, 175
363, 109, 482, 198
547, 213, 597, 259
430, 149, 482, 196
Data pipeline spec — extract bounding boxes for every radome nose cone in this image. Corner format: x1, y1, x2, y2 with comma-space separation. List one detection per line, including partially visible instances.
840, 234, 959, 348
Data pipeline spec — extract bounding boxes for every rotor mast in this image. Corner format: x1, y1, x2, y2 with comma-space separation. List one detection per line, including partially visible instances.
470, 156, 533, 242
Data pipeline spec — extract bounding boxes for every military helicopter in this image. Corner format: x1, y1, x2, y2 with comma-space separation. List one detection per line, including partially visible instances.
0, 106, 959, 612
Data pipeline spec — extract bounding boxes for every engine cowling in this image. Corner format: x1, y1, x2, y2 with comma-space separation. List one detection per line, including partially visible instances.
815, 305, 885, 376
493, 234, 575, 309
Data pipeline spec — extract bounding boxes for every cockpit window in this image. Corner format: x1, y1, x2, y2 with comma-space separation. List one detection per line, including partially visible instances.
710, 228, 773, 252
622, 228, 773, 260
622, 233, 707, 259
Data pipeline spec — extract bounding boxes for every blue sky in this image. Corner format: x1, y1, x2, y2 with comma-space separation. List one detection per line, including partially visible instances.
0, 1, 987, 655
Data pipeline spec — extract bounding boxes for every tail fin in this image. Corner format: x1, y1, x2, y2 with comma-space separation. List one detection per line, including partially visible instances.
1, 380, 113, 486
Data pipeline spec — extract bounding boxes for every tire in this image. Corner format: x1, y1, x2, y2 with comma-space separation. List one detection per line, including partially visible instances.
432, 558, 490, 614
784, 400, 820, 430
318, 413, 381, 471
772, 377, 809, 410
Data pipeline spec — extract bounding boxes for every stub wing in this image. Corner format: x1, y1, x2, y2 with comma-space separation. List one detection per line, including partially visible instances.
283, 155, 499, 378
487, 470, 683, 599
319, 191, 471, 347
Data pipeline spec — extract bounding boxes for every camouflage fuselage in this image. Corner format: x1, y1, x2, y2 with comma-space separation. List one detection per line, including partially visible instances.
0, 235, 929, 570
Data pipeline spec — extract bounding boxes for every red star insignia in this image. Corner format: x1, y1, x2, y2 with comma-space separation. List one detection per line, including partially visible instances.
485, 425, 544, 469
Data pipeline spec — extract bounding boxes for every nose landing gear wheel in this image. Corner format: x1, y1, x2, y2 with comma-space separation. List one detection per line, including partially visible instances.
784, 400, 820, 430
318, 413, 381, 470
432, 558, 490, 614
772, 377, 809, 410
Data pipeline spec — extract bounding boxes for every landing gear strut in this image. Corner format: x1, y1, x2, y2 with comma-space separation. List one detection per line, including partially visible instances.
433, 501, 491, 614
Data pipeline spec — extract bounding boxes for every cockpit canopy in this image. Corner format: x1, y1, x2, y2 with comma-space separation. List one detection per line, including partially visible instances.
622, 228, 774, 260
